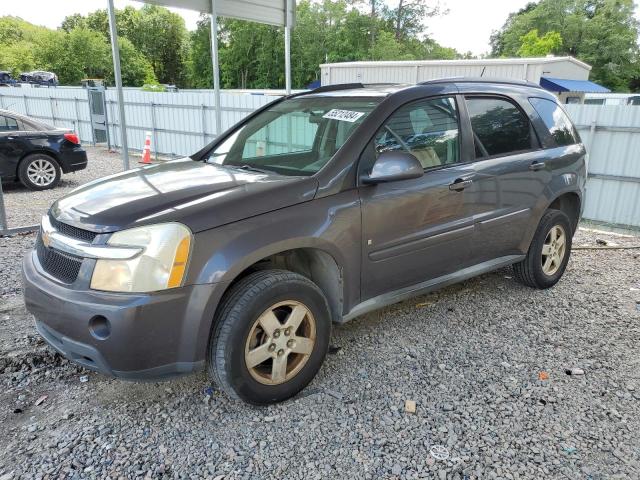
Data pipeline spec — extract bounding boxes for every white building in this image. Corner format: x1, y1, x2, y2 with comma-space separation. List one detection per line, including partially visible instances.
320, 56, 610, 103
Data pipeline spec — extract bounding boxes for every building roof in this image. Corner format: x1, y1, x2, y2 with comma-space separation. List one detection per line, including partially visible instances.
540, 77, 610, 93
321, 56, 592, 71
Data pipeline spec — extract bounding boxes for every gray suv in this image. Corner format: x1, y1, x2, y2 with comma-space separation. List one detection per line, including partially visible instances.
23, 79, 586, 404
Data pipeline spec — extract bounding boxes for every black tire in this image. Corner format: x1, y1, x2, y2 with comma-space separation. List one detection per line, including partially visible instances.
208, 269, 331, 405
18, 153, 61, 190
513, 209, 573, 289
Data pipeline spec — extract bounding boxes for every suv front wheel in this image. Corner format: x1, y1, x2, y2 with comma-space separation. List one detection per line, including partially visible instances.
513, 209, 573, 289
208, 270, 331, 404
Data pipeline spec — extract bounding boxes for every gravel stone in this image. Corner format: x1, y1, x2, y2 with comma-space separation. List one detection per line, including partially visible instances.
1, 151, 639, 478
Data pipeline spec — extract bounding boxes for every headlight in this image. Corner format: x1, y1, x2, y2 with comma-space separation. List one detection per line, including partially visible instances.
90, 223, 192, 293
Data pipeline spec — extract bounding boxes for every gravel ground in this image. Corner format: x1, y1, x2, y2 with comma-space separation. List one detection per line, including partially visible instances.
0, 226, 638, 479
1, 146, 126, 229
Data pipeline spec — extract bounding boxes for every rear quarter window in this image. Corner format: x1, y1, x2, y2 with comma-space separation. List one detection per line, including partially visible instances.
465, 97, 533, 158
529, 97, 580, 146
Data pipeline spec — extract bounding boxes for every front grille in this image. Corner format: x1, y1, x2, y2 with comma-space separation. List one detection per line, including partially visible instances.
49, 215, 97, 243
36, 234, 83, 284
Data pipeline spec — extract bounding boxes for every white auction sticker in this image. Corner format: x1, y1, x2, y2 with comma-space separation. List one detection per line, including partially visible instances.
323, 109, 365, 123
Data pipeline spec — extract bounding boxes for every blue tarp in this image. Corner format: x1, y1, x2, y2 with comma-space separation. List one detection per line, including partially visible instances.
540, 77, 610, 93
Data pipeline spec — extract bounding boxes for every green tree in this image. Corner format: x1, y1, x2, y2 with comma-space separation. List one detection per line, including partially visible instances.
0, 43, 37, 77
113, 37, 157, 86
130, 5, 188, 85
36, 28, 110, 85
490, 0, 640, 91
383, 0, 442, 41
517, 29, 563, 56
60, 5, 187, 86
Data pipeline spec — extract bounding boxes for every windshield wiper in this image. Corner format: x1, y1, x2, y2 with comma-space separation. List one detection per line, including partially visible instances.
232, 164, 275, 174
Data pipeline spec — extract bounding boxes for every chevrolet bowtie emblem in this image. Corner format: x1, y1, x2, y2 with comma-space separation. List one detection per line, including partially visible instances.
41, 229, 51, 248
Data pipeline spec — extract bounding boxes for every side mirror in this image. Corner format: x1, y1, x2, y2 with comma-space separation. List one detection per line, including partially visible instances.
362, 151, 423, 184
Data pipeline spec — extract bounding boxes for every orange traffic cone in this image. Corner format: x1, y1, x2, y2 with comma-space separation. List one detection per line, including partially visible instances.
140, 131, 152, 164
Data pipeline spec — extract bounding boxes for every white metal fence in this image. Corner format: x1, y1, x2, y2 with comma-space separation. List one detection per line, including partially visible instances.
0, 86, 281, 159
565, 104, 640, 228
0, 88, 639, 232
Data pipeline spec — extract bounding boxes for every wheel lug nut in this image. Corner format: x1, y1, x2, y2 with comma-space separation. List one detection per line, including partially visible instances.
273, 329, 280, 338
268, 343, 276, 352
277, 349, 285, 357
284, 327, 291, 336
287, 339, 295, 348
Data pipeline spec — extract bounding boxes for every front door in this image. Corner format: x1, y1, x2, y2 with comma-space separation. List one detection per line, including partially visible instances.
359, 95, 478, 301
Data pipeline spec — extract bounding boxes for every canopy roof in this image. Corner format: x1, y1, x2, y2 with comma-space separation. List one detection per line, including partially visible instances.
136, 0, 295, 26
540, 77, 610, 93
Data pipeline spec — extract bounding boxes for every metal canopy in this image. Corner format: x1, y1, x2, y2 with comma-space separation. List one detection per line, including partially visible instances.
139, 0, 295, 27
540, 77, 611, 94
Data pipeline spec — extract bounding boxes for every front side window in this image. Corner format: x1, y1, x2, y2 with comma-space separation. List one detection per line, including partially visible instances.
0, 115, 19, 132
529, 97, 579, 146
466, 97, 532, 158
373, 96, 460, 169
207, 97, 380, 176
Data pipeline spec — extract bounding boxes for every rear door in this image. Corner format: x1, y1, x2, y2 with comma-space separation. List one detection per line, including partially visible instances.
0, 114, 25, 180
358, 95, 479, 300
462, 95, 547, 262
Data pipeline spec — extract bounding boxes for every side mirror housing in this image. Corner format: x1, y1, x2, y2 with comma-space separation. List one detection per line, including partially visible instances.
362, 151, 424, 184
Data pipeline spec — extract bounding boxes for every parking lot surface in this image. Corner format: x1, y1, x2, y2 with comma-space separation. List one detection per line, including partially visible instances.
1, 223, 639, 479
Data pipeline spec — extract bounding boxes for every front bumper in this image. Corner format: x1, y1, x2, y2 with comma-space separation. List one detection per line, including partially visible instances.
23, 250, 226, 379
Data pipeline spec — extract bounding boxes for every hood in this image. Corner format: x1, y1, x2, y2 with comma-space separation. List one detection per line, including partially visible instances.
51, 159, 318, 233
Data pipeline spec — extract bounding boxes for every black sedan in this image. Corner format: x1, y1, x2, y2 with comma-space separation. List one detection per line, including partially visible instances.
0, 110, 87, 190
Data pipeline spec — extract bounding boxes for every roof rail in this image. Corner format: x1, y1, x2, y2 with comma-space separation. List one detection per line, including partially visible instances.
418, 77, 543, 89
311, 82, 364, 92
291, 83, 365, 97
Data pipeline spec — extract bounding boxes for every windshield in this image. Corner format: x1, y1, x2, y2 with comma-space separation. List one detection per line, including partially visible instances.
206, 96, 381, 176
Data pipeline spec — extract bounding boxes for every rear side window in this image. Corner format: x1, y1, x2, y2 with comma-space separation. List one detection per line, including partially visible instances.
0, 115, 19, 132
529, 97, 579, 146
466, 97, 532, 158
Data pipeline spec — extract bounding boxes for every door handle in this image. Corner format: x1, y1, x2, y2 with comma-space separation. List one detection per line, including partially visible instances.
529, 161, 546, 171
448, 179, 473, 191
7, 136, 16, 140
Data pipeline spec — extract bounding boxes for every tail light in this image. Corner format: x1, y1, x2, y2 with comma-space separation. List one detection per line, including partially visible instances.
64, 132, 80, 145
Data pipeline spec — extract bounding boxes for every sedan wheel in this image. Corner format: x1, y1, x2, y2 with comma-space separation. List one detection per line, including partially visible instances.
26, 159, 58, 187
18, 154, 61, 190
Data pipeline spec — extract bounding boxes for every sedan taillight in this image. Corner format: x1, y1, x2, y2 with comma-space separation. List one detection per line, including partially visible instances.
64, 132, 80, 145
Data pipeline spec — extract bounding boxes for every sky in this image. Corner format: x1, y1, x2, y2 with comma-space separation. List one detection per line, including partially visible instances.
0, 0, 638, 56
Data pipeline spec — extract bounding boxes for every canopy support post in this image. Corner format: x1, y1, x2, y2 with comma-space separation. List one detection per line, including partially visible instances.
284, 0, 292, 94
210, 0, 222, 135
107, 0, 130, 170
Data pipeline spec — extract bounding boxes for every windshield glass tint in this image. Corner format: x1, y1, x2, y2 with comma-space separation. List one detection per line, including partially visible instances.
206, 97, 381, 176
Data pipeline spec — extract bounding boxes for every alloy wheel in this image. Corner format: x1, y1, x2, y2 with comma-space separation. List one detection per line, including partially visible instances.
26, 159, 57, 187
541, 224, 566, 276
244, 300, 316, 385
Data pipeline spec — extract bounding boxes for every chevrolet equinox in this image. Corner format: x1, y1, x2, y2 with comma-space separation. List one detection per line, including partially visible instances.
23, 79, 586, 404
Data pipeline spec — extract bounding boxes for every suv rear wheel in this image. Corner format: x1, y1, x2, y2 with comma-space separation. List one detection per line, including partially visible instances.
513, 209, 572, 289
208, 270, 331, 404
